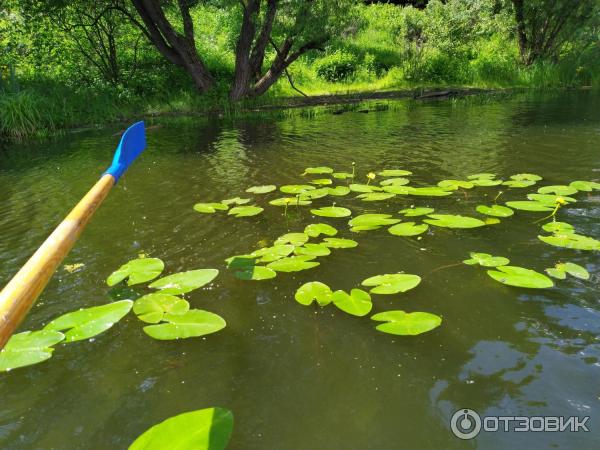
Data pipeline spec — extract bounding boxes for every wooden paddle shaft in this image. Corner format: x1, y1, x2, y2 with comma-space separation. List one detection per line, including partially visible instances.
0, 174, 115, 349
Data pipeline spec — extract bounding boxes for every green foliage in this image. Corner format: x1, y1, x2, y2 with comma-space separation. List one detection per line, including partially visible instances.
314, 50, 359, 82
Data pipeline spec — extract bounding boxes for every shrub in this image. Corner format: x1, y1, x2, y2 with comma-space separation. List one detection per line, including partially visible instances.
314, 50, 359, 82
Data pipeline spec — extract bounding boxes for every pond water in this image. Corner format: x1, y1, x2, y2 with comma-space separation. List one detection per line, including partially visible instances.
1, 92, 599, 449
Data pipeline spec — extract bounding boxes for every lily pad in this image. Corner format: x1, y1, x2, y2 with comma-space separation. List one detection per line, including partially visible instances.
424, 214, 486, 228
129, 407, 233, 450
361, 273, 421, 294
382, 185, 413, 195
485, 217, 501, 225
486, 266, 554, 289
228, 205, 263, 217
0, 330, 65, 372
274, 232, 309, 246
388, 222, 429, 236
295, 282, 333, 306
511, 173, 542, 181
349, 183, 382, 193
280, 185, 315, 194
142, 310, 226, 340
357, 192, 396, 201
527, 193, 576, 205
107, 257, 165, 286
538, 233, 600, 251
266, 256, 320, 272
269, 197, 312, 206
541, 221, 575, 234
476, 205, 514, 217
294, 243, 331, 257
303, 166, 333, 175
44, 300, 133, 342
332, 289, 372, 316
310, 178, 333, 185
371, 311, 442, 336
378, 169, 412, 177
505, 201, 553, 212
133, 293, 190, 324
470, 178, 503, 187
569, 180, 600, 191
193, 202, 229, 213
304, 223, 338, 238
321, 237, 358, 248
311, 206, 352, 218
467, 173, 496, 180
399, 207, 434, 217
246, 185, 276, 194
252, 245, 295, 262
545, 262, 589, 280
299, 188, 330, 200
332, 172, 353, 179
348, 214, 400, 232
327, 186, 351, 196
234, 266, 277, 281
537, 185, 578, 196
463, 252, 510, 267
502, 180, 536, 188
149, 269, 219, 295
437, 180, 474, 190
380, 177, 410, 186
222, 197, 251, 206
408, 187, 453, 197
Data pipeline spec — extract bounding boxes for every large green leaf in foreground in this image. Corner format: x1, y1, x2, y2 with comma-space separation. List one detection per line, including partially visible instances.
149, 269, 219, 295
143, 310, 226, 340
361, 273, 421, 294
0, 330, 65, 372
295, 281, 333, 306
107, 257, 164, 286
424, 214, 486, 229
371, 311, 442, 336
538, 233, 600, 251
486, 266, 554, 289
332, 289, 372, 316
129, 407, 233, 450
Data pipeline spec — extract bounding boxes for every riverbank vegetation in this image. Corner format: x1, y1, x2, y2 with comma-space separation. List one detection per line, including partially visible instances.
1, 0, 599, 140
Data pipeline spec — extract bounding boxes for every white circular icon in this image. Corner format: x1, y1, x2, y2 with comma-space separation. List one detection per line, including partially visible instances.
450, 408, 481, 440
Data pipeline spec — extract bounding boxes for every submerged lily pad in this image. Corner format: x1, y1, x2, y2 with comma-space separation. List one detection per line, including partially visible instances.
228, 205, 264, 217
234, 266, 277, 281
437, 179, 474, 190
463, 252, 510, 267
266, 256, 320, 272
269, 197, 312, 206
408, 187, 453, 197
371, 310, 442, 336
388, 222, 429, 236
505, 201, 553, 212
107, 257, 165, 286
486, 266, 554, 289
193, 202, 229, 213
0, 330, 65, 372
45, 300, 133, 342
357, 192, 396, 201
399, 207, 434, 217
133, 293, 190, 324
424, 214, 486, 228
246, 185, 276, 194
545, 262, 589, 280
380, 177, 410, 186
348, 214, 400, 232
361, 273, 421, 294
470, 178, 503, 187
149, 269, 219, 295
295, 282, 333, 306
303, 166, 333, 175
378, 169, 412, 177
274, 232, 309, 246
142, 310, 226, 340
294, 243, 331, 257
332, 289, 372, 316
476, 204, 514, 217
321, 237, 358, 248
327, 186, 351, 196
538, 233, 600, 251
511, 173, 542, 181
129, 407, 233, 450
541, 221, 575, 234
467, 173, 496, 180
304, 223, 338, 238
311, 206, 352, 218
537, 185, 578, 196
280, 185, 315, 194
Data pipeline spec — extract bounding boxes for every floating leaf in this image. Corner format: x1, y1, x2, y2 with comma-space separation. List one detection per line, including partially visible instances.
0, 330, 65, 372
502, 180, 535, 188
149, 269, 219, 295
227, 205, 264, 217
310, 178, 333, 185
463, 252, 510, 267
371, 311, 442, 336
527, 193, 576, 205
361, 273, 421, 294
408, 187, 453, 197
280, 185, 315, 194
269, 197, 311, 206
332, 289, 372, 316
304, 223, 338, 238
133, 294, 189, 324
299, 188, 329, 200
274, 233, 309, 246
45, 300, 133, 342
294, 243, 331, 257
234, 266, 277, 281
486, 266, 554, 288
424, 214, 486, 228
505, 201, 553, 212
380, 177, 410, 186
332, 172, 353, 179
225, 255, 257, 269
388, 222, 429, 236
569, 180, 600, 191
193, 203, 229, 213
222, 197, 251, 206
321, 237, 358, 248
537, 185, 578, 196
266, 256, 320, 272
357, 192, 396, 201
538, 233, 600, 251
303, 166, 333, 175
382, 185, 413, 195
349, 183, 382, 193
107, 257, 165, 286
327, 186, 351, 196
348, 214, 400, 231
399, 207, 434, 217
437, 179, 474, 190
251, 245, 295, 263
378, 169, 412, 177
143, 310, 226, 340
470, 178, 503, 187
476, 204, 514, 217
511, 173, 542, 181
295, 282, 333, 306
485, 217, 501, 225
560, 262, 589, 280
129, 408, 233, 450
541, 221, 575, 234
311, 206, 352, 218
545, 267, 566, 279
467, 173, 496, 180
246, 185, 276, 194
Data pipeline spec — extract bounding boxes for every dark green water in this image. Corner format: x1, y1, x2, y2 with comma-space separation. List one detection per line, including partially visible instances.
1, 92, 599, 449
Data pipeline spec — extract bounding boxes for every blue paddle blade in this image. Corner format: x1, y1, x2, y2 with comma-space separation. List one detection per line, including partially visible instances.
104, 121, 147, 182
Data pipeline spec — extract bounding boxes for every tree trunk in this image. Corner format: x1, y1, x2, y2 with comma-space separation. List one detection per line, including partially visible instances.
512, 0, 531, 65
230, 0, 260, 101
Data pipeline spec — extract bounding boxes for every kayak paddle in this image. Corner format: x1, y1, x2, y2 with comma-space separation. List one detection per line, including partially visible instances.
0, 121, 147, 349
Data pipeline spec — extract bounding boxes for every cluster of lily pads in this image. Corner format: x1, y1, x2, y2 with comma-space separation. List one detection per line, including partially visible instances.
0, 257, 223, 372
